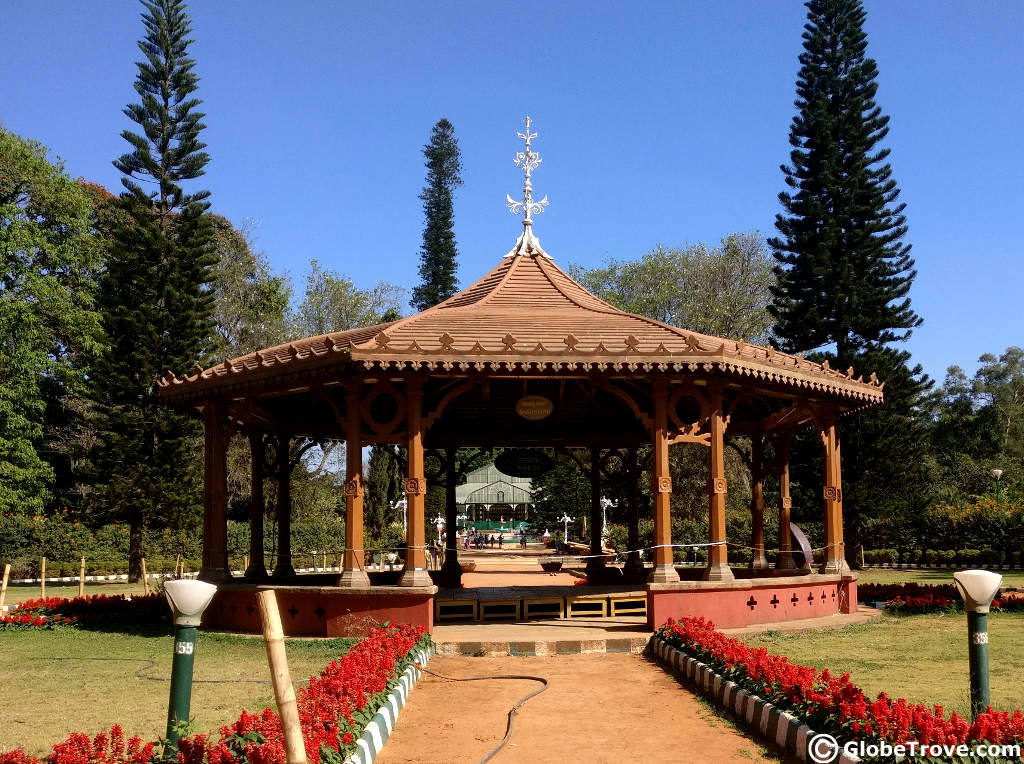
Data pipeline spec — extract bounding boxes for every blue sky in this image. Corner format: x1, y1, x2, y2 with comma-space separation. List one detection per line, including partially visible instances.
3, 1, 1021, 385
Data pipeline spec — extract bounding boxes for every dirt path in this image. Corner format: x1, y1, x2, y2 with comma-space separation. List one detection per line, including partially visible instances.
375, 653, 787, 764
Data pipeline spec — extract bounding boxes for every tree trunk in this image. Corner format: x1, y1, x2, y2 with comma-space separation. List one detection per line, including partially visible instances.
128, 506, 144, 582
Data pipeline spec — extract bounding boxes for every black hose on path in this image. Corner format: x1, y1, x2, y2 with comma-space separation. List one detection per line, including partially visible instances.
414, 662, 549, 764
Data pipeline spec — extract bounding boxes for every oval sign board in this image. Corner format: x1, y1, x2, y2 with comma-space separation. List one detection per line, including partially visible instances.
495, 449, 553, 478
515, 394, 553, 421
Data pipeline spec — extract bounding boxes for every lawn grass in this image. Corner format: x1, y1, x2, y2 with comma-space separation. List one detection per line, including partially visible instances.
744, 613, 1024, 719
856, 568, 1024, 588
3, 581, 150, 606
0, 627, 354, 756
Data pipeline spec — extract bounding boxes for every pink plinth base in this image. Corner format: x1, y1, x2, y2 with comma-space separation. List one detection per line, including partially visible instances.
202, 585, 435, 637
647, 574, 857, 630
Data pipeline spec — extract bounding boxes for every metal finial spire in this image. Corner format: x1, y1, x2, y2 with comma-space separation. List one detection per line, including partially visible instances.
505, 115, 551, 258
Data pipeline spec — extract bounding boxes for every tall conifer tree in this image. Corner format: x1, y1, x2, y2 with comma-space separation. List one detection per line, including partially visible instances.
410, 119, 462, 312
769, 0, 920, 364
770, 0, 931, 566
91, 0, 215, 579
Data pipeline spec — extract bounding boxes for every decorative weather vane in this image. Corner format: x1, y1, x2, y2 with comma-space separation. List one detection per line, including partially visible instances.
505, 116, 551, 258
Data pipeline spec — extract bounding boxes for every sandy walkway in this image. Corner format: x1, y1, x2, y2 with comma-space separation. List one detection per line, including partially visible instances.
374, 653, 787, 764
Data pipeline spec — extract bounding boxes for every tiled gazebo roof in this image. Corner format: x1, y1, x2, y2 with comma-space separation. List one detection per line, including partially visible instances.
158, 245, 884, 406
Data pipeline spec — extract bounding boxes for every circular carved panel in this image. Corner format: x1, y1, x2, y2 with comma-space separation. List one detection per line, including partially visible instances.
404, 477, 427, 496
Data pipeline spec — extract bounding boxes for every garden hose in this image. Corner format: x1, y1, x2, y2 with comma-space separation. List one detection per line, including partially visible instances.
413, 662, 548, 764
35, 657, 308, 685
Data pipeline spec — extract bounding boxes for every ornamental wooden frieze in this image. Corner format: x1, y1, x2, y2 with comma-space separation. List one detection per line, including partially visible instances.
656, 477, 672, 494
823, 485, 842, 502
343, 478, 363, 497
781, 497, 793, 509
404, 477, 427, 496
712, 478, 728, 495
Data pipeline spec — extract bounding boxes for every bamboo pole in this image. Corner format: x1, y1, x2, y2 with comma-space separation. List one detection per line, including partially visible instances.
79, 556, 86, 597
141, 557, 150, 595
40, 557, 46, 598
256, 590, 306, 764
1, 563, 10, 610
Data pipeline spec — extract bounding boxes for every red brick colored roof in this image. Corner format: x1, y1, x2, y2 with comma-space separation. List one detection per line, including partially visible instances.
158, 250, 884, 404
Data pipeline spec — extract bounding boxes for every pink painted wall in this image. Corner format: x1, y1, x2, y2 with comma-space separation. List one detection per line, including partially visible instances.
203, 588, 434, 637
647, 577, 856, 630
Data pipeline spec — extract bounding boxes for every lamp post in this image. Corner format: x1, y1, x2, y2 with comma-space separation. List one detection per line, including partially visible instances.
953, 569, 1003, 719
163, 579, 218, 751
600, 497, 617, 545
992, 469, 1003, 503
390, 497, 408, 530
560, 513, 573, 547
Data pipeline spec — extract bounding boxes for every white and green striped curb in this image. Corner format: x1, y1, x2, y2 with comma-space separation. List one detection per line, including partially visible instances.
648, 635, 860, 763
344, 641, 436, 764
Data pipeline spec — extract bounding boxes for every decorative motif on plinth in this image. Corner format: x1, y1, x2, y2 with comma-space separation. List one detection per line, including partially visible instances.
823, 485, 842, 502
781, 496, 793, 510
404, 477, 427, 496
656, 477, 672, 494
711, 477, 728, 495
343, 478, 363, 497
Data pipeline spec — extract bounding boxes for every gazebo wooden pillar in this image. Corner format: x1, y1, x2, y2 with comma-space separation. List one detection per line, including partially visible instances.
775, 431, 796, 570
704, 384, 733, 581
649, 378, 677, 583
623, 448, 644, 576
272, 434, 295, 578
821, 409, 849, 575
586, 445, 606, 577
245, 430, 268, 579
340, 386, 370, 586
440, 447, 462, 586
200, 401, 231, 582
750, 435, 768, 569
401, 378, 431, 586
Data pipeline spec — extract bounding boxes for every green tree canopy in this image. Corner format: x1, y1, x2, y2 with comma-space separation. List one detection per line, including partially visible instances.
769, 0, 920, 363
0, 128, 104, 514
410, 119, 462, 312
570, 232, 775, 343
90, 0, 215, 579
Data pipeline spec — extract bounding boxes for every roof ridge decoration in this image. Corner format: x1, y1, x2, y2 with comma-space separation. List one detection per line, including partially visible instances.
505, 116, 551, 259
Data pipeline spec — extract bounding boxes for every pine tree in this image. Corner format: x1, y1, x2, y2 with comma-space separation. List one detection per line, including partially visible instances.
410, 119, 462, 312
769, 0, 921, 365
91, 0, 215, 579
770, 0, 932, 567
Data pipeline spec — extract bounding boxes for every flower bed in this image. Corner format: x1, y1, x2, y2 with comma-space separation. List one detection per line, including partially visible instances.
0, 623, 432, 764
655, 616, 1024, 758
858, 583, 1024, 615
0, 593, 167, 630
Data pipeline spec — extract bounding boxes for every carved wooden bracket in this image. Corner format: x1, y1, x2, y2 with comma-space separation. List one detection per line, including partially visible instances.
711, 477, 728, 495
343, 477, 363, 497
404, 477, 427, 496
823, 485, 842, 502
656, 476, 672, 494
781, 496, 793, 510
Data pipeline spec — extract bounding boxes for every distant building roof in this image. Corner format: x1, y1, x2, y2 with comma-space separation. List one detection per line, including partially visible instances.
456, 463, 534, 505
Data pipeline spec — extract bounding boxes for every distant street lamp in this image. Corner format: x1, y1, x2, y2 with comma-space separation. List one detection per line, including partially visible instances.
560, 513, 573, 545
390, 497, 408, 530
992, 469, 1004, 503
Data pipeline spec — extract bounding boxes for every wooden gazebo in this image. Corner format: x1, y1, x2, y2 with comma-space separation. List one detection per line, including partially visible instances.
159, 121, 882, 634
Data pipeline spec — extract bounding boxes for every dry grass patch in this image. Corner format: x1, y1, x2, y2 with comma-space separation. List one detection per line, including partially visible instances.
0, 627, 353, 756
744, 612, 1024, 719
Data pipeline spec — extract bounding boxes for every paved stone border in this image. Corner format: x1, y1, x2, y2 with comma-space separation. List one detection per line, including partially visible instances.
648, 635, 860, 763
435, 635, 649, 657
344, 641, 436, 764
